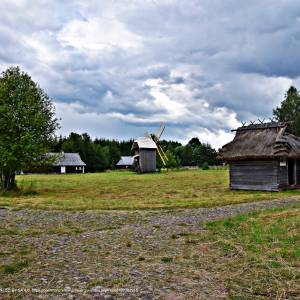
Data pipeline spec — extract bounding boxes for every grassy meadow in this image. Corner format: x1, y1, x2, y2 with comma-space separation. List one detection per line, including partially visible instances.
1, 169, 300, 210
201, 207, 300, 297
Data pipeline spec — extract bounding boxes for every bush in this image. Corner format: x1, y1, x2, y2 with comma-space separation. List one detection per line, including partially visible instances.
202, 162, 209, 170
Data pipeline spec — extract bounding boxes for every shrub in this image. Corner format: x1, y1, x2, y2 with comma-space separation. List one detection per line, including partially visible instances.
202, 162, 209, 170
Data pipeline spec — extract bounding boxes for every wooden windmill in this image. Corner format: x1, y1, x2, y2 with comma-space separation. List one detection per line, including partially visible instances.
132, 123, 168, 172
147, 123, 169, 167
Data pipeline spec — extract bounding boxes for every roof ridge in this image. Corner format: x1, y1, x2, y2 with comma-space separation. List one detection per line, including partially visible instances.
233, 121, 287, 132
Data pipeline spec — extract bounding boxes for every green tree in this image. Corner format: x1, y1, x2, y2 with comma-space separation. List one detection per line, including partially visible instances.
273, 86, 300, 135
165, 150, 179, 168
0, 66, 59, 190
193, 143, 217, 167
175, 145, 193, 166
108, 144, 121, 169
188, 137, 201, 148
62, 132, 110, 172
95, 145, 110, 171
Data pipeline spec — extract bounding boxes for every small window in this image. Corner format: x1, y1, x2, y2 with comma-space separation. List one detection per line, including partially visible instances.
280, 158, 287, 167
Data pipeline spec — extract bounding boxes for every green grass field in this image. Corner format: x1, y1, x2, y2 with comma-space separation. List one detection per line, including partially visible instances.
202, 207, 300, 297
1, 169, 300, 210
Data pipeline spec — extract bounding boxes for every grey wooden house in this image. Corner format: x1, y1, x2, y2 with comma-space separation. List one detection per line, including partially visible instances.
50, 153, 86, 174
219, 122, 300, 191
132, 137, 157, 172
22, 153, 86, 174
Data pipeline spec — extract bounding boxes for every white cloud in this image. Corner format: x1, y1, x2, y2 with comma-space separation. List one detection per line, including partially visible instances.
55, 101, 236, 148
176, 127, 235, 150
58, 17, 143, 51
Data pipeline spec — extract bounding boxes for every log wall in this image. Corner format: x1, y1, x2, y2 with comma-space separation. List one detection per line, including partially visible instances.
229, 160, 279, 191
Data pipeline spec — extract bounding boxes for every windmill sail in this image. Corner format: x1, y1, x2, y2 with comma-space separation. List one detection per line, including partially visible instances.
158, 145, 168, 165
155, 123, 165, 141
146, 123, 168, 167
157, 146, 167, 166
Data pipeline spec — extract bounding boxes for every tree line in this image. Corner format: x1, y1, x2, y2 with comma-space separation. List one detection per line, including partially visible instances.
50, 133, 219, 172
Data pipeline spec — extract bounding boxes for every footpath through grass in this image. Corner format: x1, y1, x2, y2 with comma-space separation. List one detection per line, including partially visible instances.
1, 169, 300, 210
0, 202, 299, 298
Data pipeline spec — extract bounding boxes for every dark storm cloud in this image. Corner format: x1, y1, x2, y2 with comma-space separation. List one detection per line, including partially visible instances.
0, 0, 299, 148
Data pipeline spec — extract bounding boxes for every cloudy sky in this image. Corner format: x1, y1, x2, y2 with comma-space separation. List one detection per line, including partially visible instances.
1, 0, 300, 148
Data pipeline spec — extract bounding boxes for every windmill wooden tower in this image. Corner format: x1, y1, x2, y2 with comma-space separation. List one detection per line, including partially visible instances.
132, 123, 168, 173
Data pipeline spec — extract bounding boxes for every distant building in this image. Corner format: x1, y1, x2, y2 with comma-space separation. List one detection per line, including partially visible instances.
22, 153, 86, 174
132, 137, 157, 173
220, 122, 300, 191
116, 156, 134, 169
51, 153, 86, 174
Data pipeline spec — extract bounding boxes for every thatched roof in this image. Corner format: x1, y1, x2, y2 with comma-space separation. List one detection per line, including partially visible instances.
220, 122, 300, 160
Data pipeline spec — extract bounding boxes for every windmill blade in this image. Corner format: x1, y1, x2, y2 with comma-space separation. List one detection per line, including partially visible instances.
146, 131, 167, 165
157, 147, 167, 166
147, 124, 168, 167
156, 123, 165, 141
158, 144, 168, 162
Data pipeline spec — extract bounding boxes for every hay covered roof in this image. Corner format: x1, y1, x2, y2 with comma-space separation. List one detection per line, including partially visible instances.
220, 122, 300, 160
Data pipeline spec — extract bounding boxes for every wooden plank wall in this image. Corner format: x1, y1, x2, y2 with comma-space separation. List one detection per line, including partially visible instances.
278, 161, 288, 187
139, 149, 156, 172
229, 160, 279, 191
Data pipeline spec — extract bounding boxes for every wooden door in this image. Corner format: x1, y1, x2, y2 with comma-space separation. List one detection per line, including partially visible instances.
288, 159, 296, 185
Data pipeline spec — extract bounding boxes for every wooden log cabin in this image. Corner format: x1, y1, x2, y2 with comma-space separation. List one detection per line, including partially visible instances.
219, 122, 300, 191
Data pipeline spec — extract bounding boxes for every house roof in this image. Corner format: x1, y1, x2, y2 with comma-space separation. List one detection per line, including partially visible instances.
220, 122, 300, 160
116, 156, 134, 166
132, 137, 157, 150
49, 153, 86, 166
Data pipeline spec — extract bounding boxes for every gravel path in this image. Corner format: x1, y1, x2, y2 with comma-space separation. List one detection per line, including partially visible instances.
150, 197, 300, 226
1, 197, 300, 300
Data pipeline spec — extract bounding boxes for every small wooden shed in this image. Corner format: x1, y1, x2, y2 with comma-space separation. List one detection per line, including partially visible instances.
219, 122, 300, 191
116, 156, 134, 169
132, 137, 157, 173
